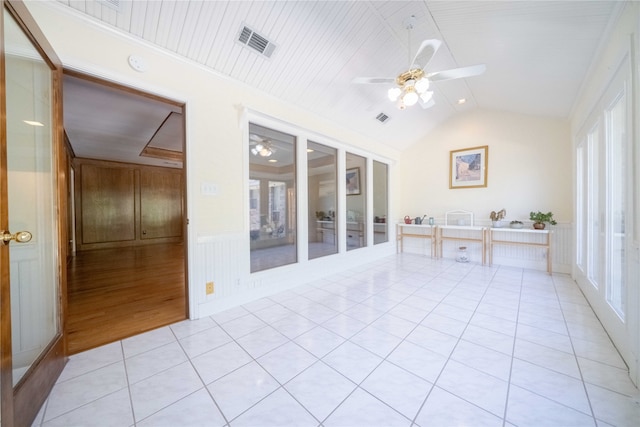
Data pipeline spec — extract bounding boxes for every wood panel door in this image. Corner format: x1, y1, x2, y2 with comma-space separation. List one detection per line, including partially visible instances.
79, 163, 136, 244
0, 1, 66, 426
140, 168, 183, 239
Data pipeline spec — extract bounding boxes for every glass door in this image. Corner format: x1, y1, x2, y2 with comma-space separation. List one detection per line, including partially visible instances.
1, 2, 65, 425
5, 7, 59, 386
574, 57, 635, 385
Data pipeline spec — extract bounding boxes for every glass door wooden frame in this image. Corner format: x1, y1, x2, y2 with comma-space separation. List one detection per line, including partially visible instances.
0, 1, 67, 426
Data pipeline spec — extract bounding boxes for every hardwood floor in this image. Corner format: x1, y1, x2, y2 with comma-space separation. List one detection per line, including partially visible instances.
66, 243, 187, 354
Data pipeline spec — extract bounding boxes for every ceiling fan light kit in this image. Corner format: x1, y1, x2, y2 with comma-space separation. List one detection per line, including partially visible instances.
251, 142, 274, 157
388, 68, 433, 108
354, 16, 486, 111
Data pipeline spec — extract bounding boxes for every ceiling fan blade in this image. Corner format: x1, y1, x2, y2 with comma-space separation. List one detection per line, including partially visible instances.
418, 97, 436, 109
352, 77, 395, 84
410, 39, 442, 70
426, 64, 486, 82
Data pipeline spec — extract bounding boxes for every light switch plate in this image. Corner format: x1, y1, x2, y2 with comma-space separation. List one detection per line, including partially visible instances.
201, 182, 218, 196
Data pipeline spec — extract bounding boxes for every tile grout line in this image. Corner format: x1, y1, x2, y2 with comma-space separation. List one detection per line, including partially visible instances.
501, 267, 525, 427
550, 274, 599, 426
409, 262, 501, 426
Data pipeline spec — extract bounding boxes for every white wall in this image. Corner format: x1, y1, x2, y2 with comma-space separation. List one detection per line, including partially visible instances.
398, 109, 572, 225
26, 1, 400, 318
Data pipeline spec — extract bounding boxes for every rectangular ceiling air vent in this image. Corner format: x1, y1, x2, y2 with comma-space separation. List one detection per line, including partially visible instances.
237, 25, 277, 58
376, 113, 390, 124
98, 0, 121, 12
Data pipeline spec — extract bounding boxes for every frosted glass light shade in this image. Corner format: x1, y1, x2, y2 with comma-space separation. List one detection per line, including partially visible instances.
403, 90, 418, 106
388, 87, 401, 101
415, 77, 430, 93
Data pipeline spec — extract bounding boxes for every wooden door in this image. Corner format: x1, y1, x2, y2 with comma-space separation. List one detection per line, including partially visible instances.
140, 168, 183, 239
0, 1, 66, 426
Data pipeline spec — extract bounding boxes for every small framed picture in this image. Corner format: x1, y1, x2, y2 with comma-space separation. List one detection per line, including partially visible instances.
449, 145, 488, 189
346, 167, 361, 195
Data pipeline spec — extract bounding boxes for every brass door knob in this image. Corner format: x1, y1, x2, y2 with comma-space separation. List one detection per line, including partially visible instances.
1, 230, 33, 245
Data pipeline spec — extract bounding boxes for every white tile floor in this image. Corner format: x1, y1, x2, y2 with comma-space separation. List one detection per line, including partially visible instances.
33, 254, 639, 426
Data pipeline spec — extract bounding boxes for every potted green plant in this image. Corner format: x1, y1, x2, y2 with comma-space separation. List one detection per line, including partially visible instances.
529, 211, 557, 229
509, 220, 523, 229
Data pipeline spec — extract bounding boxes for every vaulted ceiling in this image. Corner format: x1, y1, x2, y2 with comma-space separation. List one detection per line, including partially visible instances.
57, 0, 620, 161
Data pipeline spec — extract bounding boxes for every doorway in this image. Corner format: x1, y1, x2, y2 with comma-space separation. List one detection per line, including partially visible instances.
62, 71, 188, 354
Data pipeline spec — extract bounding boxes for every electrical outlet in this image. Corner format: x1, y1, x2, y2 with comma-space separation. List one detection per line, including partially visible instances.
206, 281, 214, 295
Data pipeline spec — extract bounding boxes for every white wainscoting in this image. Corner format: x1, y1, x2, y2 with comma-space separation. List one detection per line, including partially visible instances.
192, 233, 395, 318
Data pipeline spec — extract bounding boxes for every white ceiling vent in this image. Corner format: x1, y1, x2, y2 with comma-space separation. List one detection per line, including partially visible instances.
98, 0, 121, 12
237, 25, 277, 58
375, 112, 390, 124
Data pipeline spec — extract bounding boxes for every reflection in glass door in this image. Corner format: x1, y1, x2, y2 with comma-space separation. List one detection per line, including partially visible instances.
345, 153, 366, 250
373, 161, 388, 244
4, 8, 60, 386
248, 123, 297, 272
308, 141, 337, 259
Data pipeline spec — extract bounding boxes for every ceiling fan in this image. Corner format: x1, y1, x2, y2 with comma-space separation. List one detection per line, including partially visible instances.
250, 134, 276, 157
353, 16, 486, 110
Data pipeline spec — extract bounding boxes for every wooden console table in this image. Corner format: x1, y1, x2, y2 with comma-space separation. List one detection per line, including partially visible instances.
488, 228, 552, 274
438, 225, 487, 264
396, 223, 437, 257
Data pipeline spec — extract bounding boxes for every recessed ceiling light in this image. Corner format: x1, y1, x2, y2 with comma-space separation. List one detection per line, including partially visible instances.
457, 98, 466, 105
268, 159, 277, 163
23, 120, 44, 126
307, 148, 314, 153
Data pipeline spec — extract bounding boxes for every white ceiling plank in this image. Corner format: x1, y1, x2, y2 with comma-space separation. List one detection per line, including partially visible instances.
232, 1, 286, 83
225, 0, 273, 80
206, 1, 253, 70
251, 0, 298, 90
282, 1, 355, 96
305, 9, 392, 111
98, 1, 117, 26
141, 0, 163, 42
114, 0, 133, 32
176, 1, 204, 56
185, 1, 216, 60
165, 1, 192, 53
84, 0, 101, 19
192, 1, 229, 64
154, 1, 177, 47
128, 0, 147, 38
235, 2, 287, 85
64, 0, 82, 12
262, 1, 327, 95
249, 1, 313, 94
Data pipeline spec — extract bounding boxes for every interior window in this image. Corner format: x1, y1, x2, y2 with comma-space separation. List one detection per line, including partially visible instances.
345, 152, 366, 250
249, 123, 296, 272
308, 141, 338, 259
373, 160, 388, 244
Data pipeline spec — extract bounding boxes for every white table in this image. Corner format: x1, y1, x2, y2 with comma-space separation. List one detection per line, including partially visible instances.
396, 223, 437, 258
488, 227, 552, 273
438, 225, 487, 264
